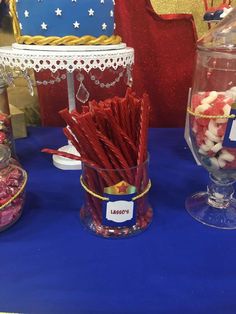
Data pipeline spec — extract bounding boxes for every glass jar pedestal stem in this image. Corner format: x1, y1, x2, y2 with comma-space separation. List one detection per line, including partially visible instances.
185, 175, 236, 229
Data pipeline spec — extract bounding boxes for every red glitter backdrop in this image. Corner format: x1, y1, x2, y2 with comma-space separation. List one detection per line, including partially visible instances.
35, 0, 197, 127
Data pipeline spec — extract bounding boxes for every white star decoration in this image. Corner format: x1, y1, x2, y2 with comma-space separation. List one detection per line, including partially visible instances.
24, 10, 29, 18
41, 22, 47, 30
88, 9, 95, 16
73, 21, 80, 29
55, 8, 62, 16
102, 23, 107, 30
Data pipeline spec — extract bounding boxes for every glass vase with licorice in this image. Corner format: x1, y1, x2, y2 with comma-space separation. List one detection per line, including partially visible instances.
186, 8, 236, 229
42, 89, 153, 237
80, 159, 152, 238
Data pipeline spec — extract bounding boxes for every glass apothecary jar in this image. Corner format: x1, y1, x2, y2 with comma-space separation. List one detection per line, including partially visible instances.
186, 8, 236, 228
0, 144, 27, 231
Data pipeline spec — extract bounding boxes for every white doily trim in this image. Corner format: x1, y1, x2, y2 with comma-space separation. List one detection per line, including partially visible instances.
0, 46, 134, 73
12, 43, 127, 51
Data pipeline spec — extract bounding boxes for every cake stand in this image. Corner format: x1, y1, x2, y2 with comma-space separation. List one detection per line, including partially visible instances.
0, 44, 134, 170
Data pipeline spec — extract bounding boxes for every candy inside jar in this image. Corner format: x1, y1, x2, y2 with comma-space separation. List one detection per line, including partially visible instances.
190, 90, 236, 180
0, 144, 27, 231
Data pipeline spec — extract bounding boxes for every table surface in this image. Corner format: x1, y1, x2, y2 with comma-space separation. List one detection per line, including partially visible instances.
1, 127, 236, 314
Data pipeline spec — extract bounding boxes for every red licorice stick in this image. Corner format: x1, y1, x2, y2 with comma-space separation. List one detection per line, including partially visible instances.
116, 127, 137, 156
84, 169, 102, 221
127, 94, 140, 142
93, 109, 137, 167
63, 124, 112, 186
122, 97, 132, 139
105, 150, 123, 179
44, 89, 150, 209
41, 148, 98, 169
62, 127, 82, 155
61, 110, 110, 170
137, 94, 150, 165
82, 106, 89, 113
134, 100, 142, 146
63, 126, 92, 163
63, 127, 80, 151
110, 99, 120, 125
136, 94, 150, 189
97, 131, 130, 170
79, 113, 114, 173
80, 117, 113, 185
94, 109, 113, 141
106, 109, 137, 155
113, 97, 124, 127
96, 131, 133, 183
41, 148, 82, 160
104, 110, 136, 166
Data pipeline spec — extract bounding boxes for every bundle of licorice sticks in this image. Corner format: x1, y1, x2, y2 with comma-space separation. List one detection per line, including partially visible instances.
43, 89, 152, 235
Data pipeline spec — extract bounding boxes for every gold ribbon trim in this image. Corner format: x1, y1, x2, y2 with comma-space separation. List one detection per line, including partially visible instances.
9, 0, 21, 38
0, 167, 27, 211
15, 35, 122, 46
80, 176, 151, 201
187, 107, 236, 119
9, 0, 122, 45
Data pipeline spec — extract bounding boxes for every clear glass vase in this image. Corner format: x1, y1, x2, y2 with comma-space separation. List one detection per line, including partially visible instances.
186, 8, 236, 229
80, 158, 153, 238
0, 144, 27, 231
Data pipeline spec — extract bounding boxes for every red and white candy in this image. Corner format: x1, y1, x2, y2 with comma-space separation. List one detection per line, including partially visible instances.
0, 163, 25, 230
191, 90, 236, 170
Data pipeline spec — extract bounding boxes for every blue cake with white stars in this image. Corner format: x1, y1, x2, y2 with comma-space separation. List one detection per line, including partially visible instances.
10, 0, 122, 45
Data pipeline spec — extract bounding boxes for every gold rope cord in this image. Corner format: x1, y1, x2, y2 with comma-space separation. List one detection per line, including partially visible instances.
187, 107, 236, 119
9, 0, 21, 38
80, 176, 152, 201
9, 0, 122, 45
16, 35, 122, 46
0, 168, 27, 211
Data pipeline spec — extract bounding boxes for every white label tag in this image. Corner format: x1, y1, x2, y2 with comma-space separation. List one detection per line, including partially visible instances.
229, 120, 236, 141
106, 201, 134, 223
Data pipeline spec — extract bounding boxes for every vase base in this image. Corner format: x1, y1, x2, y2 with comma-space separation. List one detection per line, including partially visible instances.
0, 209, 23, 232
186, 192, 236, 229
80, 207, 153, 238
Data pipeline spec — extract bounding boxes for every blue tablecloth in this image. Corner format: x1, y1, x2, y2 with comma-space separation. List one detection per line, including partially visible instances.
0, 127, 235, 314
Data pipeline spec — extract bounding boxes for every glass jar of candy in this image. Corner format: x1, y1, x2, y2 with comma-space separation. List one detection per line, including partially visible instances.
80, 159, 153, 238
186, 9, 236, 229
0, 144, 27, 231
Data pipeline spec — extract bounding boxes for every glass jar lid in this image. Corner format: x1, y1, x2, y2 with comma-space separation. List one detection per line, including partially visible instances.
198, 8, 236, 52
